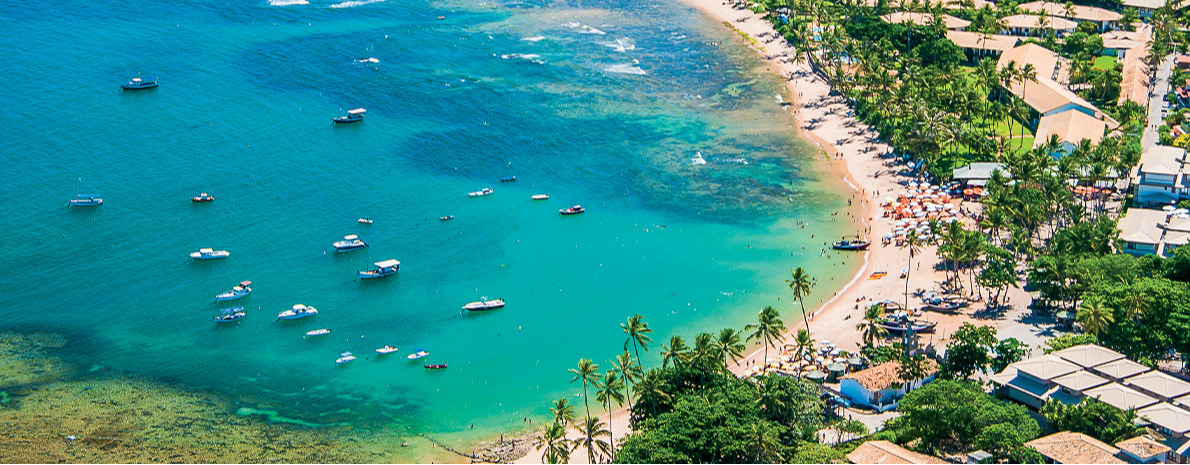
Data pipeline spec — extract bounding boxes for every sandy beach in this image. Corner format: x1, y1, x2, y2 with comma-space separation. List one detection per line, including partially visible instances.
511, 0, 1022, 462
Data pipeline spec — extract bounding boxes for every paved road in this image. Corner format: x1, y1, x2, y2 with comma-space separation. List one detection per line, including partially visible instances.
1142, 54, 1177, 148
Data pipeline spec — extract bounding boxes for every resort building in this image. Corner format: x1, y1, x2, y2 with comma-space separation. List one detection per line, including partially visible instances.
880, 11, 970, 30
1122, 0, 1168, 18
859, 0, 994, 10
845, 440, 947, 464
952, 162, 1008, 186
1132, 145, 1189, 208
1033, 109, 1106, 155
1118, 208, 1190, 257
1018, 1, 1123, 31
1001, 14, 1078, 37
1026, 431, 1127, 464
839, 359, 938, 412
996, 44, 1118, 130
946, 30, 1020, 61
991, 344, 1190, 462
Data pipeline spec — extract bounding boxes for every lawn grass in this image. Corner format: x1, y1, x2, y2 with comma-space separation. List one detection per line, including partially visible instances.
1005, 136, 1036, 154
1093, 55, 1117, 71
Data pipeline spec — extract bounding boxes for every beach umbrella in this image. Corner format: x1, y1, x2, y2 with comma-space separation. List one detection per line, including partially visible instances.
829, 349, 840, 356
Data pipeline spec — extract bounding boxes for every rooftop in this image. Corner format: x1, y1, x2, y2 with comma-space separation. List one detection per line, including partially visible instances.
952, 162, 1007, 181
1002, 13, 1078, 30
1127, 370, 1190, 400
1013, 354, 1083, 381
1026, 431, 1126, 464
1052, 370, 1111, 392
881, 12, 971, 29
1137, 403, 1190, 434
1084, 383, 1161, 411
1138, 145, 1187, 176
842, 360, 938, 393
1121, 0, 1166, 9
845, 440, 948, 464
1033, 109, 1106, 149
946, 30, 1020, 52
1053, 344, 1125, 367
1093, 358, 1153, 380
1018, 1, 1124, 22
1114, 436, 1171, 460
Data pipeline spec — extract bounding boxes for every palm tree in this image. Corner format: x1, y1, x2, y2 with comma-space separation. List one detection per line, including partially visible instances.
621, 314, 653, 365
611, 351, 641, 413
745, 306, 787, 365
573, 416, 611, 464
660, 335, 690, 370
900, 231, 924, 311
539, 422, 572, 464
1077, 295, 1115, 336
792, 328, 815, 358
594, 370, 625, 456
551, 397, 578, 428
746, 421, 784, 463
569, 359, 602, 423
857, 304, 888, 347
786, 267, 817, 334
715, 328, 746, 373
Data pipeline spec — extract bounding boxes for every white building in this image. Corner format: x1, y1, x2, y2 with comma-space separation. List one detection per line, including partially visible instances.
1117, 207, 1190, 257
839, 360, 938, 412
1132, 145, 1189, 208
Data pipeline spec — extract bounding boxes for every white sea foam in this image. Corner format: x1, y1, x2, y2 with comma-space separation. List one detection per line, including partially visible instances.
600, 37, 635, 52
500, 53, 544, 64
268, 0, 308, 5
565, 21, 581, 28
604, 64, 646, 75
521, 35, 546, 42
578, 25, 606, 35
329, 0, 384, 8
357, 57, 380, 63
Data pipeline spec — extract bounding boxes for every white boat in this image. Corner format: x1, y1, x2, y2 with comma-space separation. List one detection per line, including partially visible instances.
463, 298, 505, 312
213, 307, 246, 323
190, 248, 231, 260
358, 217, 373, 224
69, 194, 103, 206
336, 352, 357, 364
121, 77, 158, 90
468, 188, 494, 197
333, 108, 366, 124
407, 349, 429, 360
531, 194, 549, 200
277, 304, 318, 320
376, 345, 399, 355
358, 259, 400, 279
559, 205, 585, 215
306, 328, 332, 337
215, 281, 252, 301
333, 234, 368, 252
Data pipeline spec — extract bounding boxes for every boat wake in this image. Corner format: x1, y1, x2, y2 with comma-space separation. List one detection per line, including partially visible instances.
600, 37, 635, 53
268, 0, 308, 5
330, 0, 384, 8
357, 57, 380, 63
604, 63, 646, 76
521, 35, 547, 42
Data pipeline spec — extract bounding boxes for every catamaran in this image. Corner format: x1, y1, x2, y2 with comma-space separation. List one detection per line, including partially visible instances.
333, 235, 368, 252
463, 298, 505, 311
69, 194, 103, 207
333, 108, 366, 124
358, 259, 400, 279
190, 248, 230, 260
277, 304, 318, 320
215, 281, 252, 301
121, 77, 158, 90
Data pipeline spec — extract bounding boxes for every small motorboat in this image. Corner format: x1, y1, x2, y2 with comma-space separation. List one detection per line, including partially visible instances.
190, 248, 231, 260
531, 194, 549, 200
69, 194, 103, 207
277, 304, 318, 320
832, 239, 871, 251
191, 192, 214, 203
500, 176, 517, 182
407, 349, 429, 360
215, 281, 252, 301
923, 298, 969, 313
306, 328, 332, 337
440, 215, 454, 221
376, 345, 399, 355
424, 363, 448, 370
333, 108, 366, 124
336, 352, 357, 364
358, 217, 374, 224
463, 298, 505, 312
875, 315, 937, 334
468, 188, 494, 197
333, 234, 368, 252
213, 307, 246, 323
559, 205, 585, 215
121, 77, 158, 90
358, 259, 400, 279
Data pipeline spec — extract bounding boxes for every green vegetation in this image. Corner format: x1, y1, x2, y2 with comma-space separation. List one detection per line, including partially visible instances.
1040, 398, 1145, 445
884, 380, 1043, 462
1092, 55, 1117, 71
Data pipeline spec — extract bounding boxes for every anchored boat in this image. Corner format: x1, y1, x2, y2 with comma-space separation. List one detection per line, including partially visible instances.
277, 304, 318, 320
69, 194, 103, 207
213, 307, 246, 323
336, 352, 357, 364
463, 298, 505, 312
333, 235, 368, 253
468, 188, 494, 197
190, 248, 230, 260
333, 108, 366, 124
407, 349, 429, 360
559, 205, 585, 215
121, 77, 158, 90
216, 281, 252, 301
191, 192, 214, 203
376, 345, 399, 355
358, 259, 400, 279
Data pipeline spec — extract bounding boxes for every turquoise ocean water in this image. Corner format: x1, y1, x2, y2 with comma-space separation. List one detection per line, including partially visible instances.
0, 0, 860, 450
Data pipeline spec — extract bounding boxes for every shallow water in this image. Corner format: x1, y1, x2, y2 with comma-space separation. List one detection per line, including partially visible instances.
0, 0, 861, 454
